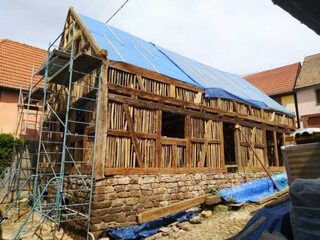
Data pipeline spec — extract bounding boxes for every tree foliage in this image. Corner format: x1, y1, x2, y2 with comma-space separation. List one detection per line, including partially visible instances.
0, 134, 24, 173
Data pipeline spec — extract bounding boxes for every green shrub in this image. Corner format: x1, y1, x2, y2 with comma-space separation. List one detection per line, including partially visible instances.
0, 134, 24, 173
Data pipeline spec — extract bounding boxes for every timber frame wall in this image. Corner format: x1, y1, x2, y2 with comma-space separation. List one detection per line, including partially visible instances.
48, 8, 295, 179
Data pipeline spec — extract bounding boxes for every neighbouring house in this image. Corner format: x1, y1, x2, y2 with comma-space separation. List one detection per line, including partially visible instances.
30, 8, 295, 238
295, 53, 320, 128
0, 39, 46, 135
244, 63, 301, 127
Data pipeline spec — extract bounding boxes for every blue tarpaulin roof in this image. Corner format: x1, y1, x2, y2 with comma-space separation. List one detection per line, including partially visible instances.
78, 13, 294, 116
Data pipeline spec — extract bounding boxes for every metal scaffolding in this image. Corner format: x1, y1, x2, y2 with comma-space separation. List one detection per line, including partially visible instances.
1, 21, 103, 239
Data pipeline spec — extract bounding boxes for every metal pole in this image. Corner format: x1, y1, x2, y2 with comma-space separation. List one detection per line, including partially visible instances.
24, 65, 35, 135
32, 43, 50, 205
55, 21, 75, 224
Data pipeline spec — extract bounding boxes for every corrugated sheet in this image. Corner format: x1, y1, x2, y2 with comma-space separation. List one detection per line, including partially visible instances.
244, 63, 300, 96
79, 13, 294, 116
295, 53, 320, 89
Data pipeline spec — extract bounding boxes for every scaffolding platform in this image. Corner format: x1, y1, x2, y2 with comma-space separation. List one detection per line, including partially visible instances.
48, 53, 102, 85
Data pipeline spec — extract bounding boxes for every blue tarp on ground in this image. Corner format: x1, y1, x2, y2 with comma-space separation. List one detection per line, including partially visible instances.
107, 211, 197, 240
78, 13, 294, 116
218, 173, 288, 203
232, 201, 293, 240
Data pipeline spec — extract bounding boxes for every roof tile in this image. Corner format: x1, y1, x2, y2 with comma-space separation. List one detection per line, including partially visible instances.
0, 39, 46, 90
244, 63, 301, 96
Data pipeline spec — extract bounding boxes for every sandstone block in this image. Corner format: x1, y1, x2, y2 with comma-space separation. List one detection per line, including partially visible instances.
112, 198, 125, 207
201, 209, 213, 218
126, 197, 139, 205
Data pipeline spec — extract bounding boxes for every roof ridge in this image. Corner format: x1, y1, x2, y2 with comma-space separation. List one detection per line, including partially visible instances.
0, 38, 46, 52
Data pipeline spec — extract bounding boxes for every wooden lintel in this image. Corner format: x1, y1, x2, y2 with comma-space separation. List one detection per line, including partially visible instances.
123, 104, 144, 167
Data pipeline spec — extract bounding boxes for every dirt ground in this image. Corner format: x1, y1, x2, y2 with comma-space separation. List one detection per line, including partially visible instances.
0, 203, 263, 240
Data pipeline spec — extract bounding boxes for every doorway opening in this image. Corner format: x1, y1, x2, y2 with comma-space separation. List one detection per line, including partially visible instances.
223, 123, 236, 166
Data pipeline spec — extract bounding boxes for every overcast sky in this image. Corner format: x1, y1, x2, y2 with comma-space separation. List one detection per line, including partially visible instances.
1, 0, 319, 75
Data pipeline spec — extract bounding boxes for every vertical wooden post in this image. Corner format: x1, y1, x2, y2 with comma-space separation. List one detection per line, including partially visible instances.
169, 85, 175, 98
219, 121, 225, 168
234, 124, 241, 167
273, 131, 279, 166
250, 127, 256, 166
94, 64, 108, 179
185, 115, 191, 167
263, 129, 269, 167
172, 144, 178, 168
200, 120, 212, 167
155, 110, 162, 167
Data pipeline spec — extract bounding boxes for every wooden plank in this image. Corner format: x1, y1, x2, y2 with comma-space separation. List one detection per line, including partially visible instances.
273, 131, 279, 166
199, 120, 211, 167
123, 104, 144, 167
205, 195, 222, 205
107, 129, 157, 139
161, 137, 186, 146
169, 84, 176, 98
137, 194, 211, 224
265, 194, 289, 208
94, 63, 108, 179
185, 115, 191, 167
155, 110, 162, 168
172, 144, 178, 167
136, 75, 146, 91
257, 187, 289, 205
219, 121, 225, 168
104, 167, 227, 175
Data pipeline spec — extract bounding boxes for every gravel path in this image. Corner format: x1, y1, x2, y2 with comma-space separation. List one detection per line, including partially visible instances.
154, 204, 264, 240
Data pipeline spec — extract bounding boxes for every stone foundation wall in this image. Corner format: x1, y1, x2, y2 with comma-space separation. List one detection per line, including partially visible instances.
78, 171, 283, 236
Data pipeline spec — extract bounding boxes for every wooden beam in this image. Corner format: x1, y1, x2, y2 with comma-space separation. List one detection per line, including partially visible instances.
94, 64, 108, 179
273, 131, 279, 166
219, 121, 225, 168
123, 104, 144, 167
104, 167, 227, 175
155, 110, 162, 168
257, 187, 289, 205
234, 126, 241, 167
185, 115, 191, 167
137, 194, 220, 224
199, 120, 211, 167
107, 83, 294, 130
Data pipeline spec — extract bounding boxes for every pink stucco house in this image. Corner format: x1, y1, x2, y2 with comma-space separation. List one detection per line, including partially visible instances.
0, 39, 46, 136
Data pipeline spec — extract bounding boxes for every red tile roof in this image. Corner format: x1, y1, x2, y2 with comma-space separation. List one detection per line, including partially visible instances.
244, 63, 301, 96
0, 39, 46, 90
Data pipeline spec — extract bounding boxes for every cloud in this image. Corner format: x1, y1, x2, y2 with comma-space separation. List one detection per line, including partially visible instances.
1, 0, 319, 75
